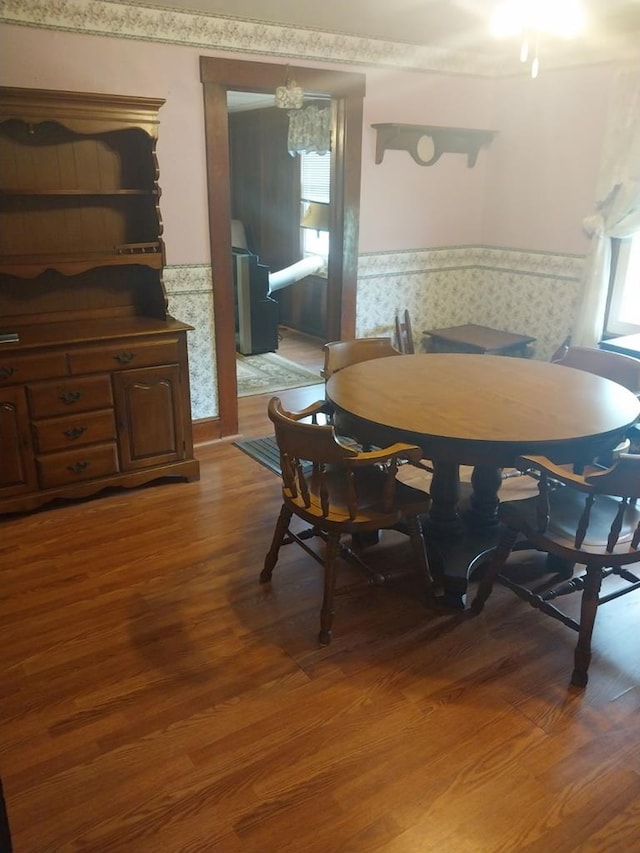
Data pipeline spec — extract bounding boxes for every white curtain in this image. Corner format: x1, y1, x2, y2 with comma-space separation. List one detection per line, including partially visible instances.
573, 64, 640, 346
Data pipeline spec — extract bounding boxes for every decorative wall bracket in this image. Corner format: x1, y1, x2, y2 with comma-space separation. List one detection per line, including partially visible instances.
372, 123, 497, 167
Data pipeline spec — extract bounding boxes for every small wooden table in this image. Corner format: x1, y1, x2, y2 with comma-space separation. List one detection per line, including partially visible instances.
424, 323, 535, 357
326, 354, 640, 607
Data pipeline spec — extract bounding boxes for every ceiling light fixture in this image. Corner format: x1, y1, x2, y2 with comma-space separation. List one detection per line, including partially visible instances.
275, 66, 304, 110
490, 0, 586, 78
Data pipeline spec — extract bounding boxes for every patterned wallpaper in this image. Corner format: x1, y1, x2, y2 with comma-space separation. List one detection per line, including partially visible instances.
164, 265, 217, 420
167, 246, 585, 420
357, 247, 584, 362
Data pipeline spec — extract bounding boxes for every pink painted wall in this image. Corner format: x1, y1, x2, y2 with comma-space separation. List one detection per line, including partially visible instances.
0, 23, 612, 260
482, 65, 611, 255
360, 66, 495, 251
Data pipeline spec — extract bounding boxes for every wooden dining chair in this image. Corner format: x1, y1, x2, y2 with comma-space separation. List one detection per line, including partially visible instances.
394, 309, 415, 354
552, 344, 640, 458
470, 453, 640, 687
324, 334, 434, 477
552, 345, 640, 394
321, 336, 401, 379
550, 335, 571, 363
261, 397, 437, 644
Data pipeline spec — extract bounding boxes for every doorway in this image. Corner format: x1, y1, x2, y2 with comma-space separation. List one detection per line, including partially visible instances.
200, 56, 366, 436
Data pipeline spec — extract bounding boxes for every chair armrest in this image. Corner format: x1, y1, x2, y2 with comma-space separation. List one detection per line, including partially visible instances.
348, 442, 423, 467
516, 455, 608, 492
584, 452, 640, 497
279, 399, 334, 424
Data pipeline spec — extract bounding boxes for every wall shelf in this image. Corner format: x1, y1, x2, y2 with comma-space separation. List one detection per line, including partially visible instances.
371, 123, 497, 167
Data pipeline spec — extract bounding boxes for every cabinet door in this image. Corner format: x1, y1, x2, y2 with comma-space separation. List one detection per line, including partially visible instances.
113, 365, 186, 470
0, 385, 38, 496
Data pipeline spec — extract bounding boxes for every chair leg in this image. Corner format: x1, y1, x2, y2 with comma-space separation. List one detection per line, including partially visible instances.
546, 552, 575, 580
260, 504, 293, 583
571, 564, 602, 688
405, 515, 437, 607
470, 526, 519, 614
319, 532, 341, 645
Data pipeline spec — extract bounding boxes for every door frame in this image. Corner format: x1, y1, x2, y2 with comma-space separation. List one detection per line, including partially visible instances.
200, 56, 366, 436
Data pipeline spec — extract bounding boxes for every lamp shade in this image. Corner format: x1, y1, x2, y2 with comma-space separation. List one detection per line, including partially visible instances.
301, 201, 330, 231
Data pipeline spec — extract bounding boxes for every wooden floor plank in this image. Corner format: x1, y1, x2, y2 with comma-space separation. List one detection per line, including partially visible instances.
2, 331, 640, 850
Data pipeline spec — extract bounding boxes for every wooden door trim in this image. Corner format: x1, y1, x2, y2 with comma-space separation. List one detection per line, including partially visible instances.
200, 56, 365, 436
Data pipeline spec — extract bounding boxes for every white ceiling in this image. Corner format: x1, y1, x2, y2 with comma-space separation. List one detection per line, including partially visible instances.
129, 0, 640, 56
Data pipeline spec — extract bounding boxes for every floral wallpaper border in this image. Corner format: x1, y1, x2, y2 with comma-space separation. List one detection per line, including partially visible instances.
165, 247, 585, 422
0, 0, 538, 77
357, 245, 585, 280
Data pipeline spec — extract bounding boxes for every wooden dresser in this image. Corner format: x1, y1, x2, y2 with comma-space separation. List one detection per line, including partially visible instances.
0, 86, 200, 514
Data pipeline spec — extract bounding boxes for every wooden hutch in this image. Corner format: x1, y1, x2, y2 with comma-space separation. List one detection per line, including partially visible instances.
0, 87, 200, 514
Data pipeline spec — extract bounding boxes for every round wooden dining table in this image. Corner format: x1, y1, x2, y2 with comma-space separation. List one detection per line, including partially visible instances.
326, 353, 640, 606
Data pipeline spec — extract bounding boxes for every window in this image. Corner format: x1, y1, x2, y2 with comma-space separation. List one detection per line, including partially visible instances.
605, 234, 640, 336
300, 151, 330, 262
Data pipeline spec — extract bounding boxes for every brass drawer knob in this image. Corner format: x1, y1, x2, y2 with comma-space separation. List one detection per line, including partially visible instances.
0, 366, 16, 379
68, 460, 90, 474
63, 426, 87, 440
59, 390, 83, 404
115, 352, 135, 364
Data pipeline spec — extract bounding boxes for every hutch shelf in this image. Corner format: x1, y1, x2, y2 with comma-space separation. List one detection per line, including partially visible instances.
0, 86, 200, 514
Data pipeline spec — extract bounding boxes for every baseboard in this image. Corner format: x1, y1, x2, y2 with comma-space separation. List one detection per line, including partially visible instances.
193, 417, 221, 445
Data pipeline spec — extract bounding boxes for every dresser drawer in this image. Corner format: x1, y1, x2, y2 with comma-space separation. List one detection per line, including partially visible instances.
27, 374, 113, 419
36, 443, 119, 489
32, 409, 117, 454
68, 338, 181, 374
0, 352, 67, 386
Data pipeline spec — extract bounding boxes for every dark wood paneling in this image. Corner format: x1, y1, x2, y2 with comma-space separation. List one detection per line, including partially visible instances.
229, 107, 300, 272
276, 274, 327, 338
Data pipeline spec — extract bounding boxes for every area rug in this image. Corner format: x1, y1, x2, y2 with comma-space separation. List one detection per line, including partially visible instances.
234, 433, 312, 476
236, 352, 322, 397
234, 434, 284, 475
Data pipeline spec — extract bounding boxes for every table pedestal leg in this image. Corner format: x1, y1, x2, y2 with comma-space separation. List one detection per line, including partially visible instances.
424, 461, 463, 536
421, 461, 465, 607
430, 524, 504, 610
466, 465, 503, 527
425, 463, 503, 609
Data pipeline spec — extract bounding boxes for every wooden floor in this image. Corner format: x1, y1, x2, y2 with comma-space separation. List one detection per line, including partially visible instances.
2, 356, 640, 851
276, 326, 325, 375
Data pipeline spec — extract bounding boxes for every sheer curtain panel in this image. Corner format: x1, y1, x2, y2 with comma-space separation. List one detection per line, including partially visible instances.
574, 64, 640, 346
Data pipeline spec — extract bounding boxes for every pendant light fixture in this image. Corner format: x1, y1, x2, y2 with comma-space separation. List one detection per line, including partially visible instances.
490, 0, 586, 78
